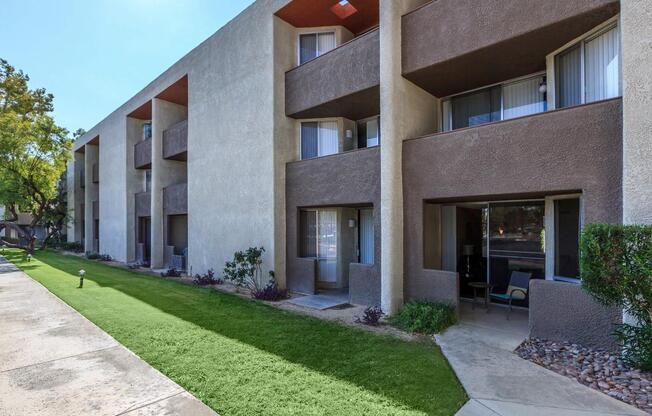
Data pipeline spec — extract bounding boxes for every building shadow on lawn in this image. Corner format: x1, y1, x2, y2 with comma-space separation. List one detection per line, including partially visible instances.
8, 251, 466, 415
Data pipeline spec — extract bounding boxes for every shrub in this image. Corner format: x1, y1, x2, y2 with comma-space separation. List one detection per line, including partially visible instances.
160, 268, 182, 278
223, 247, 266, 290
389, 300, 457, 334
85, 252, 112, 261
581, 224, 652, 370
54, 241, 84, 253
251, 274, 288, 301
193, 269, 223, 286
355, 306, 383, 326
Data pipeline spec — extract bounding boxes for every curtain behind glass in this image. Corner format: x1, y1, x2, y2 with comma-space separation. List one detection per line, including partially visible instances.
318, 121, 338, 157
366, 118, 379, 147
359, 208, 374, 264
299, 210, 317, 257
585, 27, 620, 102
299, 34, 317, 64
301, 122, 318, 159
556, 45, 582, 108
317, 32, 336, 56
503, 76, 546, 120
451, 86, 501, 129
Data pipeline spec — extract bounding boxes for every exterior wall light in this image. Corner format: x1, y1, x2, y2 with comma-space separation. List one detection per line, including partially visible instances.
539, 82, 547, 94
78, 269, 86, 288
348, 219, 356, 228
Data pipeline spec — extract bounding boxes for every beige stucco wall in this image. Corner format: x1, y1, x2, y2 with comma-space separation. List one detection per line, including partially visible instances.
69, 0, 292, 272
379, 0, 439, 314
621, 0, 652, 225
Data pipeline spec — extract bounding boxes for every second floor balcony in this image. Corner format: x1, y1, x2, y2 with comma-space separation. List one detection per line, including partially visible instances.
402, 98, 622, 204
285, 27, 379, 120
134, 139, 152, 170
163, 182, 187, 215
286, 146, 380, 207
135, 191, 151, 217
163, 120, 188, 161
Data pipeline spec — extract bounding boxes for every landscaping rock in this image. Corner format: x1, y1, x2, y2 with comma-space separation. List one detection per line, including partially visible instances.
516, 338, 652, 414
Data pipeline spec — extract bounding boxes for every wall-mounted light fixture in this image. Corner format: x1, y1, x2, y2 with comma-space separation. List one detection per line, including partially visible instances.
348, 219, 356, 228
539, 81, 547, 94
345, 129, 353, 139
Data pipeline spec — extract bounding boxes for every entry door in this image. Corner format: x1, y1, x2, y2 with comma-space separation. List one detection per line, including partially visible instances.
317, 209, 337, 283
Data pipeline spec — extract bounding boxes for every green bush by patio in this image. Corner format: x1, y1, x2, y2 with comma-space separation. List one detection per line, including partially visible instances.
389, 300, 457, 334
580, 224, 652, 370
6, 249, 466, 415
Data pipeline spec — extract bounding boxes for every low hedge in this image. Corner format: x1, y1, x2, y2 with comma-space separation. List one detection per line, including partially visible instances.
389, 300, 457, 334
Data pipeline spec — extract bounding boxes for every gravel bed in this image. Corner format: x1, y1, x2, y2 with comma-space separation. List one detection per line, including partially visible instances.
517, 338, 651, 413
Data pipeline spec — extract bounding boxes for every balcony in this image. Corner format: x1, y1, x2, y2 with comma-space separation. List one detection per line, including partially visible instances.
134, 139, 152, 169
135, 192, 151, 217
163, 182, 187, 215
285, 28, 380, 120
402, 99, 623, 222
402, 0, 619, 97
286, 147, 380, 207
163, 120, 188, 161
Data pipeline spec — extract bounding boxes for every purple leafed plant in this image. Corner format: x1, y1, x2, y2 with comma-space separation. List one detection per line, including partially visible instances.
251, 279, 288, 301
355, 306, 384, 326
193, 268, 223, 286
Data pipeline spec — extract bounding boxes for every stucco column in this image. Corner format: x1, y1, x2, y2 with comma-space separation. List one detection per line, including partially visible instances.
622, 0, 652, 225
126, 118, 147, 262
84, 144, 99, 253
150, 98, 188, 269
380, 0, 440, 314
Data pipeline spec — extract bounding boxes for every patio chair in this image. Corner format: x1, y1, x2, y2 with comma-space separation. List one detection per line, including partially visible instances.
490, 271, 531, 319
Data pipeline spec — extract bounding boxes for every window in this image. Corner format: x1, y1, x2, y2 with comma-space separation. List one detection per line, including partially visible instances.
554, 198, 580, 279
301, 121, 338, 159
366, 117, 380, 147
143, 123, 152, 141
359, 208, 374, 264
145, 170, 152, 193
299, 32, 336, 65
299, 209, 338, 283
442, 75, 546, 131
555, 24, 620, 108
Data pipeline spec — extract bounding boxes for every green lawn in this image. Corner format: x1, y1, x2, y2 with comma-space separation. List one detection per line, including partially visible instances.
5, 249, 466, 415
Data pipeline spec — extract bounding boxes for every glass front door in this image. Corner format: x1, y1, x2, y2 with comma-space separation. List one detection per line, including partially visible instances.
317, 209, 337, 283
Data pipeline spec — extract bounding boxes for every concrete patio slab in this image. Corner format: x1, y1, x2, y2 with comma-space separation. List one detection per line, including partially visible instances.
0, 257, 216, 416
286, 290, 349, 310
438, 302, 646, 416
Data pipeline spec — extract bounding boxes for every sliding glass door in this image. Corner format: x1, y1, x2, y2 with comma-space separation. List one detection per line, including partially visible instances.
488, 202, 545, 298
300, 209, 338, 284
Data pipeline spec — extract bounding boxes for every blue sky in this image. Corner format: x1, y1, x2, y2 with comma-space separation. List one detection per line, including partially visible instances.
1, 0, 254, 132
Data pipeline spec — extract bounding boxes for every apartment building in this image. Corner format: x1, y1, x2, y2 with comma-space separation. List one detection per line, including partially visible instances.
68, 0, 651, 348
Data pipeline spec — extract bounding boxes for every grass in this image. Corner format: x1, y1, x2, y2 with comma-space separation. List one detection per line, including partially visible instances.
5, 249, 467, 415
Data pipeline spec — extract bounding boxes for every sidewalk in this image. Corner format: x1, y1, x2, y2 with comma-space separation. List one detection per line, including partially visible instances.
0, 257, 217, 416
438, 302, 647, 416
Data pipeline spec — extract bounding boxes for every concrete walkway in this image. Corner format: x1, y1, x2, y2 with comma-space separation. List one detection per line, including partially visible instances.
438, 302, 646, 416
0, 257, 217, 416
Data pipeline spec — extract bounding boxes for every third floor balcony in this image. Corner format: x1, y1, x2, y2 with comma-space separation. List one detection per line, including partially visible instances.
285, 27, 379, 121
402, 0, 619, 97
134, 139, 152, 170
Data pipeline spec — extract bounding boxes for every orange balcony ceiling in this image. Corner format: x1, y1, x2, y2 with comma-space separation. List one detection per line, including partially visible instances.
276, 0, 379, 35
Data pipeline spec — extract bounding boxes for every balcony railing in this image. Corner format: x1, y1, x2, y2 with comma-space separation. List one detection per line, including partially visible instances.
163, 120, 188, 161
134, 139, 152, 169
402, 0, 619, 97
163, 182, 187, 215
135, 192, 151, 217
285, 28, 380, 120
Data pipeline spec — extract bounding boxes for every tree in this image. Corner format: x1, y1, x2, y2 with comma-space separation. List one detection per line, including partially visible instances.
0, 58, 73, 252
